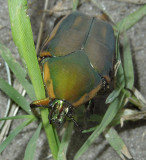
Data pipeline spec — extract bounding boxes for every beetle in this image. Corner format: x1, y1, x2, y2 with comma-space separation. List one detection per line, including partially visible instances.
30, 11, 115, 126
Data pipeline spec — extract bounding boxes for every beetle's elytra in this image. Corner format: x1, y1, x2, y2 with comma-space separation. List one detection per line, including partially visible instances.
30, 11, 115, 125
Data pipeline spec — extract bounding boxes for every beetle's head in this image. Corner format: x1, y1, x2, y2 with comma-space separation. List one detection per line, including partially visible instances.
48, 99, 73, 126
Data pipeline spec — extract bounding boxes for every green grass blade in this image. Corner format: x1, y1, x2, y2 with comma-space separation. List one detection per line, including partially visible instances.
115, 33, 125, 88
0, 119, 33, 153
24, 123, 42, 160
41, 113, 60, 159
72, 0, 79, 11
82, 126, 97, 133
0, 115, 36, 121
106, 33, 125, 104
0, 44, 35, 100
57, 122, 74, 160
83, 126, 97, 133
74, 93, 125, 160
122, 34, 134, 90
8, 0, 60, 159
0, 78, 31, 114
116, 5, 146, 32
104, 127, 132, 159
8, 0, 44, 99
106, 87, 122, 104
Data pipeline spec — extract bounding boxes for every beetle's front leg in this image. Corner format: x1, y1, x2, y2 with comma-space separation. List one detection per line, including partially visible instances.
30, 97, 51, 118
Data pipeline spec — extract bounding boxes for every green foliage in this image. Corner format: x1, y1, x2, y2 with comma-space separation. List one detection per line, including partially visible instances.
0, 44, 35, 100
0, 119, 35, 153
57, 122, 74, 160
104, 127, 132, 159
24, 123, 42, 160
0, 77, 31, 114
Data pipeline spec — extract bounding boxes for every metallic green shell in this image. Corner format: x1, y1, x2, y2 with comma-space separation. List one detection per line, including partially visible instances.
41, 11, 115, 78
41, 11, 115, 106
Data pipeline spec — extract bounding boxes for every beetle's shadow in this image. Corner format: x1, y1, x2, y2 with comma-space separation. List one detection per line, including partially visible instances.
67, 94, 146, 160
67, 94, 109, 159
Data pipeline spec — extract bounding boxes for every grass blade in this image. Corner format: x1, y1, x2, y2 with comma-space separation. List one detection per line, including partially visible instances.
0, 78, 31, 114
74, 93, 126, 160
72, 0, 79, 11
8, 0, 44, 99
115, 33, 125, 88
106, 87, 122, 104
104, 127, 132, 160
0, 115, 36, 121
82, 126, 97, 133
122, 34, 134, 90
0, 119, 33, 153
0, 44, 35, 100
24, 123, 42, 160
116, 5, 146, 32
8, 0, 60, 159
57, 122, 74, 160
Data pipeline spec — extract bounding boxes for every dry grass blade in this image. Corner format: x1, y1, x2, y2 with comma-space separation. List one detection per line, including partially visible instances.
0, 80, 26, 143
36, 0, 49, 54
0, 62, 11, 130
120, 111, 146, 127
133, 88, 146, 107
43, 1, 72, 15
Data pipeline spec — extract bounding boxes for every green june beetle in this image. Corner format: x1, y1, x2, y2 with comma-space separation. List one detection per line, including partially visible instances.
30, 11, 115, 126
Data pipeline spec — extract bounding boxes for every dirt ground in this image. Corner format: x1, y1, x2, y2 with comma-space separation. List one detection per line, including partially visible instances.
0, 0, 146, 160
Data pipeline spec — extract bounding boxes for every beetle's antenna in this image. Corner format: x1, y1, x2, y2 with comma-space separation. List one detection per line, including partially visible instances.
67, 115, 83, 132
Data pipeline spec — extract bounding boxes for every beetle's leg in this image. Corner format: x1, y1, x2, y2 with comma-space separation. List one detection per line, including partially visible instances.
30, 98, 51, 118
48, 99, 65, 124
30, 98, 50, 107
64, 105, 83, 132
83, 100, 94, 128
48, 101, 59, 124
85, 100, 94, 114
48, 107, 55, 124
101, 77, 108, 91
